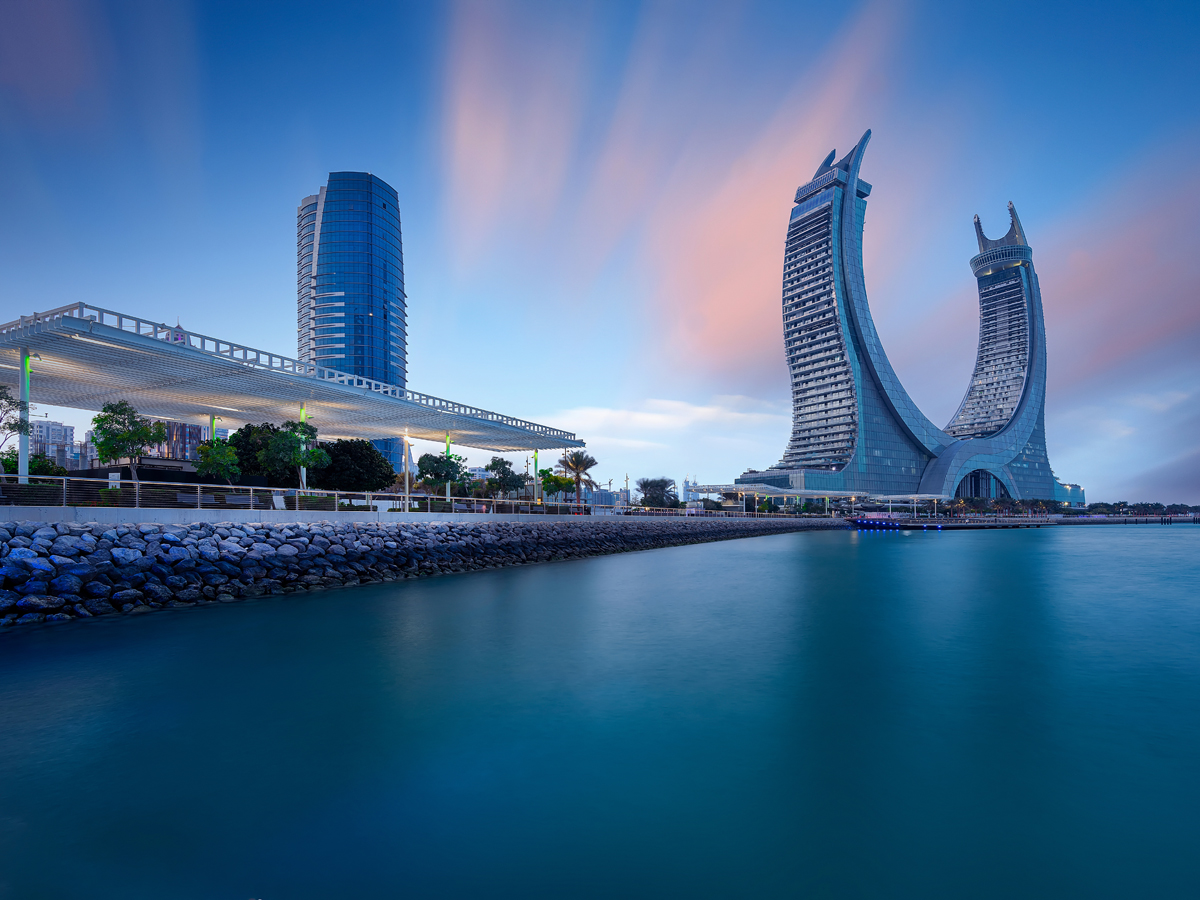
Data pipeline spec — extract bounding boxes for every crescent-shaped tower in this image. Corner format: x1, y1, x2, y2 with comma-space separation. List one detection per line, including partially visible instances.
736, 130, 1084, 505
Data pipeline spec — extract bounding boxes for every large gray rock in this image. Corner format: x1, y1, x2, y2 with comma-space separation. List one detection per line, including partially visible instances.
110, 547, 144, 565
0, 565, 30, 585
50, 574, 84, 595
19, 556, 57, 578
142, 583, 174, 603
50, 536, 84, 556
164, 546, 192, 563
84, 598, 117, 615
17, 595, 64, 610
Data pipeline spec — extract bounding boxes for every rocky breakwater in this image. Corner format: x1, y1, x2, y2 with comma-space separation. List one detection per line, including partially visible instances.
0, 518, 845, 628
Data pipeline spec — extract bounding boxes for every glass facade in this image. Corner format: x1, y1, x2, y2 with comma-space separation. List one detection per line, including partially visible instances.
776, 185, 857, 470
946, 205, 1032, 439
736, 132, 1084, 504
298, 172, 407, 470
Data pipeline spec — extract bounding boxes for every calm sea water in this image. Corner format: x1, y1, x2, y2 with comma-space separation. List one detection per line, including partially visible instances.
1, 526, 1198, 898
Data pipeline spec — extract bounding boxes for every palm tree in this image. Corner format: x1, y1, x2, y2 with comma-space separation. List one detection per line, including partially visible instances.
635, 477, 677, 509
556, 450, 599, 508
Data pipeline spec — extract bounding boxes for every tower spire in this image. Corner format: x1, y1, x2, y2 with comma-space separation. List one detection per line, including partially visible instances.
1006, 201, 1027, 246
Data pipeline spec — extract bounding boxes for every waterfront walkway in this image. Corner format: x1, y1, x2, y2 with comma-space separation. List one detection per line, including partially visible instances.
852, 515, 1196, 530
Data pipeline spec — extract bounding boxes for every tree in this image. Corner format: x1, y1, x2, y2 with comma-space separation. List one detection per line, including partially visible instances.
196, 439, 241, 485
229, 423, 285, 483
636, 477, 678, 508
484, 456, 528, 498
556, 450, 598, 505
0, 449, 67, 477
258, 420, 330, 489
537, 468, 574, 502
417, 452, 466, 494
90, 400, 168, 482
0, 386, 30, 460
942, 497, 967, 517
309, 439, 396, 492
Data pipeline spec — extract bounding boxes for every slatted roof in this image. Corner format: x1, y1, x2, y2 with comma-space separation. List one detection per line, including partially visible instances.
0, 303, 583, 452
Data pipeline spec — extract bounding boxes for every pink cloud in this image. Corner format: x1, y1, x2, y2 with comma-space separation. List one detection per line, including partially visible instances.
636, 2, 904, 388
440, 0, 590, 267
0, 0, 110, 128
1036, 154, 1200, 401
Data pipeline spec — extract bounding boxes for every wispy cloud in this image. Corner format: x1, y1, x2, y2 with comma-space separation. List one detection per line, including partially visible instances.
535, 396, 792, 483
440, 0, 591, 267
0, 0, 110, 128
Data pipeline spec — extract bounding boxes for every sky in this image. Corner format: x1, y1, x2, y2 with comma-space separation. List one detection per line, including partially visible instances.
1, 0, 1198, 503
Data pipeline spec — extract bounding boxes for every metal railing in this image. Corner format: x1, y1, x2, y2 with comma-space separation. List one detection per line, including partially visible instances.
0, 475, 817, 518
0, 302, 578, 442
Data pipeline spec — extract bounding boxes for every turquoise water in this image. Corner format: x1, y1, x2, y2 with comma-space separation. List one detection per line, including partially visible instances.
1, 526, 1198, 898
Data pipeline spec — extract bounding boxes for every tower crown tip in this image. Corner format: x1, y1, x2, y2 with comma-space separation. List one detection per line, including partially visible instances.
975, 202, 1029, 253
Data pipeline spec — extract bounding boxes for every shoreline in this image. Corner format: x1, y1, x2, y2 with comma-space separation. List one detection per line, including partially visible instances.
0, 517, 848, 630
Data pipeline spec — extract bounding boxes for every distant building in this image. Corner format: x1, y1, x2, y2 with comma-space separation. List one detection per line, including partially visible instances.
31, 420, 74, 447
298, 171, 407, 471
466, 466, 489, 481
30, 421, 79, 469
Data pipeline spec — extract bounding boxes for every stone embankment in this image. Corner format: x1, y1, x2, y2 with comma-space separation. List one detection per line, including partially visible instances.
0, 518, 846, 629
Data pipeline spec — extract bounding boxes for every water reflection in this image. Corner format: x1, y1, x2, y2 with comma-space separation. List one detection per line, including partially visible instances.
0, 527, 1197, 898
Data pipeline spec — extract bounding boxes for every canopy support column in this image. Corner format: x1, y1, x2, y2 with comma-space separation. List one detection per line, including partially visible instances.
18, 347, 30, 484
402, 433, 410, 514
299, 403, 308, 491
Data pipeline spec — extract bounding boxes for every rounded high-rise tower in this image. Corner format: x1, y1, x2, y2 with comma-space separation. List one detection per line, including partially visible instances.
298, 172, 408, 469
298, 172, 406, 387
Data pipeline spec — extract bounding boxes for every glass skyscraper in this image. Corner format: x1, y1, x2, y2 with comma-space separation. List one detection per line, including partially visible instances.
298, 172, 407, 469
736, 130, 1084, 504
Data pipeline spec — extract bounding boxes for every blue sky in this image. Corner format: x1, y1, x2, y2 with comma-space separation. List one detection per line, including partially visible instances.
2, 0, 1198, 501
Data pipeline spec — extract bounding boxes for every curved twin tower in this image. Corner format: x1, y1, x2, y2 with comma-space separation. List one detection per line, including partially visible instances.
737, 130, 1084, 504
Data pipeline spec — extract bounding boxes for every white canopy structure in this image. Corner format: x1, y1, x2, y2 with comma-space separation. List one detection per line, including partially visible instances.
0, 303, 582, 462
